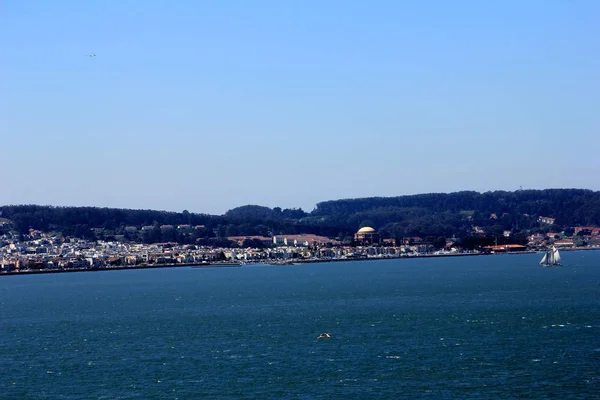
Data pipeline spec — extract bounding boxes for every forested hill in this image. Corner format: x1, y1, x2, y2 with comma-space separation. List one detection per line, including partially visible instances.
313, 189, 599, 219
0, 205, 222, 239
306, 189, 600, 239
1, 189, 599, 242
312, 189, 600, 224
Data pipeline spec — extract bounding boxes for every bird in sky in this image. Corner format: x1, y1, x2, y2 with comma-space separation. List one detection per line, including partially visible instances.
88, 53, 96, 58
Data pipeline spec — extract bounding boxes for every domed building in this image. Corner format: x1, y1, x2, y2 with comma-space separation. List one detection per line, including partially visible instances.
354, 226, 379, 245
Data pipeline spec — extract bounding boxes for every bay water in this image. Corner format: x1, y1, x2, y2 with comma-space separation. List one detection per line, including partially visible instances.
1, 251, 599, 399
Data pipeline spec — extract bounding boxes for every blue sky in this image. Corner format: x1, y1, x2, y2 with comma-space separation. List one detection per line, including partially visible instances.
2, 1, 599, 215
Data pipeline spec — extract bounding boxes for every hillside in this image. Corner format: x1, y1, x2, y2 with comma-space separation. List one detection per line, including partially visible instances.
1, 189, 599, 244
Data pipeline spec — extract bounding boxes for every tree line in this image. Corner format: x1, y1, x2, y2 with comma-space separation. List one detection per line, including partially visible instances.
1, 189, 599, 247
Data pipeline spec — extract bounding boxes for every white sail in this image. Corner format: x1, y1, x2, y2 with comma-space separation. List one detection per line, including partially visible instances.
553, 248, 562, 265
541, 246, 562, 266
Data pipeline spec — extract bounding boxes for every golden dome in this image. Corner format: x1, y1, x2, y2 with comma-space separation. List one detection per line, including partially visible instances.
357, 226, 375, 233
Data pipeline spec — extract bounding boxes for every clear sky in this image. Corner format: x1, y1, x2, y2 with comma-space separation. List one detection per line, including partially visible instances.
2, 1, 599, 215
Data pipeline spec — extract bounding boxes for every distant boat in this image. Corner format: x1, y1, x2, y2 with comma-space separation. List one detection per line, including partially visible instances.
540, 246, 562, 267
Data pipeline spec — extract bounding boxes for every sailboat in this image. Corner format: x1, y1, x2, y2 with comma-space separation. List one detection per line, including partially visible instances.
540, 246, 562, 267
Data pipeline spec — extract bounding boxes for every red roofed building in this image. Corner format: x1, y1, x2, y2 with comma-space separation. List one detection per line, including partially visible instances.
227, 236, 273, 246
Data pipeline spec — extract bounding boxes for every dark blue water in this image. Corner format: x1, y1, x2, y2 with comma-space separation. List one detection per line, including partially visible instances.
1, 252, 599, 399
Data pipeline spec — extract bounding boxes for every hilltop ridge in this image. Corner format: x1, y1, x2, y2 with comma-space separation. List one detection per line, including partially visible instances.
1, 189, 599, 247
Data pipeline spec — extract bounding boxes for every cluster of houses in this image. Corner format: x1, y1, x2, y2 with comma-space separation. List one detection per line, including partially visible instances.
526, 226, 600, 248
0, 228, 441, 273
1, 221, 599, 273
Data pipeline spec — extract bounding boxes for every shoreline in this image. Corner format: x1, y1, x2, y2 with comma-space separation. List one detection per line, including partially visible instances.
2, 247, 597, 276
0, 262, 242, 277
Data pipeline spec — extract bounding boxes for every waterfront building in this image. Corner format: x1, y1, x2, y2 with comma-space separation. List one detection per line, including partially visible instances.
354, 227, 379, 245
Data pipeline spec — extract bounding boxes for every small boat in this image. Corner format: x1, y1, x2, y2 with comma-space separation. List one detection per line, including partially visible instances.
540, 246, 562, 267
317, 333, 332, 339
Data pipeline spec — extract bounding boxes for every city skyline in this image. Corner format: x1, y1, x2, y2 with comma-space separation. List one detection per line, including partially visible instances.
2, 1, 599, 215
